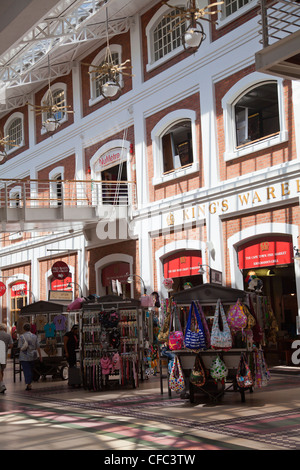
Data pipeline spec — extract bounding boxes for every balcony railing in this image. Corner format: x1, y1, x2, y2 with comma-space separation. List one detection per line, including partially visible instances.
0, 178, 137, 209
258, 0, 300, 47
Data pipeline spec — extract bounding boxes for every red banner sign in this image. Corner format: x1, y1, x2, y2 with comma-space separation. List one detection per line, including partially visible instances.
101, 262, 130, 287
51, 261, 70, 280
238, 236, 293, 269
0, 282, 6, 297
11, 281, 27, 297
51, 275, 72, 291
163, 251, 202, 278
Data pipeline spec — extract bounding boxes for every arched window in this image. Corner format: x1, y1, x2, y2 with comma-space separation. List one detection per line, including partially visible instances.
222, 75, 287, 161
49, 167, 64, 206
146, 1, 186, 71
4, 112, 24, 153
151, 109, 199, 185
234, 82, 280, 147
89, 45, 122, 105
41, 83, 68, 133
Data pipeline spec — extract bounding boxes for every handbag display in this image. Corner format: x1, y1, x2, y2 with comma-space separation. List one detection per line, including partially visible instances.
210, 355, 228, 382
227, 299, 248, 333
189, 355, 206, 387
236, 352, 253, 389
168, 305, 184, 351
210, 299, 232, 351
169, 356, 185, 393
184, 301, 207, 350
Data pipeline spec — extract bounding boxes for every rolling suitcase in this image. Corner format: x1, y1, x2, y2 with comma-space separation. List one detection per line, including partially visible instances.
68, 366, 82, 387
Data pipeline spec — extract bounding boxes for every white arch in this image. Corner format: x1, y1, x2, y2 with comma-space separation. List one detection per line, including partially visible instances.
227, 224, 300, 314
155, 239, 206, 298
95, 253, 133, 296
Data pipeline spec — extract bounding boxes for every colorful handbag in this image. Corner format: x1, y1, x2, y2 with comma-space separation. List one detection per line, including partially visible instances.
184, 301, 207, 350
158, 299, 172, 342
227, 299, 247, 333
236, 353, 253, 389
168, 305, 184, 350
195, 301, 211, 348
189, 355, 206, 387
210, 299, 232, 351
169, 356, 185, 393
210, 355, 228, 382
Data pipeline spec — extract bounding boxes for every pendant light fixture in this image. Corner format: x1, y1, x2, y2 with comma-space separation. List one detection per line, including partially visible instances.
84, 7, 133, 101
163, 0, 224, 52
0, 133, 19, 164
27, 57, 74, 135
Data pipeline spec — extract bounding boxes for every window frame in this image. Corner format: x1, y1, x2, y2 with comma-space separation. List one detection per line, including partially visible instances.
146, 0, 186, 72
89, 44, 123, 106
222, 74, 288, 162
40, 82, 68, 135
49, 167, 64, 206
4, 112, 24, 154
151, 109, 199, 186
216, 0, 256, 28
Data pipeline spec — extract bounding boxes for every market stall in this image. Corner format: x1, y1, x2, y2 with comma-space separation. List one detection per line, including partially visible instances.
159, 284, 270, 404
17, 300, 78, 381
80, 295, 153, 391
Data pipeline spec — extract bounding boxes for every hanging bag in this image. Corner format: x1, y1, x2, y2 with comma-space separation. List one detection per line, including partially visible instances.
168, 306, 184, 351
227, 299, 248, 333
189, 354, 206, 387
195, 301, 211, 349
210, 299, 232, 351
236, 353, 253, 389
184, 301, 206, 350
210, 355, 228, 382
158, 299, 172, 343
169, 356, 185, 393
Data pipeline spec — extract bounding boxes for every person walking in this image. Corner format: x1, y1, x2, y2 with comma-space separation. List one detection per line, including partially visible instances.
0, 323, 13, 394
18, 323, 42, 391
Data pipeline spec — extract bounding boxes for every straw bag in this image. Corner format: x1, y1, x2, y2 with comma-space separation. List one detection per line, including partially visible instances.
184, 301, 207, 350
210, 299, 232, 351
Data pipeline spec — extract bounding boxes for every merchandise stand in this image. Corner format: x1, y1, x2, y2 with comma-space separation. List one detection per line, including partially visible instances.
80, 295, 150, 391
18, 300, 78, 382
160, 284, 257, 404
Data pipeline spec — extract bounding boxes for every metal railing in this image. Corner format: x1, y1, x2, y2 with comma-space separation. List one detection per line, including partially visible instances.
0, 178, 137, 209
258, 0, 300, 47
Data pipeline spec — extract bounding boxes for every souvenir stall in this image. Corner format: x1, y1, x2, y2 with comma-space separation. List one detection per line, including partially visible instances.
17, 300, 78, 381
80, 295, 153, 391
158, 284, 270, 404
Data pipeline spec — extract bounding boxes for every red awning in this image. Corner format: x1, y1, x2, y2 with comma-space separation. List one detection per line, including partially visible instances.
238, 236, 293, 269
101, 262, 130, 286
163, 251, 202, 278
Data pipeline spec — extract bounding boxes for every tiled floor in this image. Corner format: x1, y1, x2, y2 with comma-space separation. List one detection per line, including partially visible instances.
1, 360, 300, 450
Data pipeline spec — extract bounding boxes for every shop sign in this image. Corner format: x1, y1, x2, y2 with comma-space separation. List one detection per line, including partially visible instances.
238, 236, 293, 269
11, 281, 27, 297
94, 148, 126, 171
51, 261, 70, 280
101, 262, 130, 287
51, 276, 72, 291
0, 282, 6, 297
163, 251, 202, 278
48, 290, 73, 301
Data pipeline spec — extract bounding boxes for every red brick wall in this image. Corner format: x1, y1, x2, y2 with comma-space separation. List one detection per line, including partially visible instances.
81, 31, 132, 117
145, 93, 202, 202
215, 65, 295, 181
87, 239, 140, 296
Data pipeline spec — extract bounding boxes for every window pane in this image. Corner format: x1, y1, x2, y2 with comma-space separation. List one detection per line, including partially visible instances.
153, 9, 185, 61
162, 120, 193, 173
8, 118, 22, 149
235, 83, 280, 147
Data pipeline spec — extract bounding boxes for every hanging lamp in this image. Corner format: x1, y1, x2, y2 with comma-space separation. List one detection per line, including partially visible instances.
163, 0, 223, 52
84, 7, 133, 101
27, 57, 74, 135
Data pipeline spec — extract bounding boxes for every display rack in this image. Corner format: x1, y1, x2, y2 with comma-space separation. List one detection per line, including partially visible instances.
160, 284, 255, 404
17, 300, 78, 381
80, 295, 151, 391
